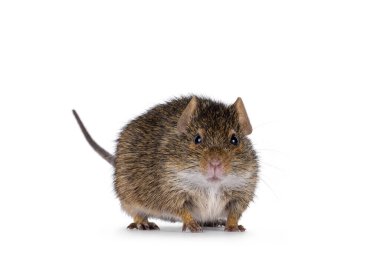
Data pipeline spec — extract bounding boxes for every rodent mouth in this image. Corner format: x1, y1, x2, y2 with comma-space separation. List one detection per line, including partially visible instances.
207, 176, 222, 182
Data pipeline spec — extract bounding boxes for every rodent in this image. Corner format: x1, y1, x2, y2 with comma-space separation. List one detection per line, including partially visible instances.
73, 96, 259, 232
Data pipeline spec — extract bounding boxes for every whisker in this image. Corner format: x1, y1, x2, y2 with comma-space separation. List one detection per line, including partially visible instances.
259, 161, 284, 171
259, 177, 279, 199
255, 148, 287, 156
251, 121, 276, 131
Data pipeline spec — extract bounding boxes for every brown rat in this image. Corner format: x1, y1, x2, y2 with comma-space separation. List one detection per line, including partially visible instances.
73, 96, 259, 232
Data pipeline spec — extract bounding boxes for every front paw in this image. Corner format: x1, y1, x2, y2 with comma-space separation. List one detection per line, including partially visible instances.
182, 220, 203, 233
224, 224, 246, 232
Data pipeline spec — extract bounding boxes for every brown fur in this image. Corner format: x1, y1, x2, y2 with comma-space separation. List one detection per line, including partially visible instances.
74, 96, 259, 232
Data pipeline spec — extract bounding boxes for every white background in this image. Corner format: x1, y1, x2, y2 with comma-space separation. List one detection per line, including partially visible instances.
1, 0, 379, 252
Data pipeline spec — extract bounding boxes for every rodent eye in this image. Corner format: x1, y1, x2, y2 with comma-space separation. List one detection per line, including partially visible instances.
194, 134, 202, 144
230, 135, 239, 145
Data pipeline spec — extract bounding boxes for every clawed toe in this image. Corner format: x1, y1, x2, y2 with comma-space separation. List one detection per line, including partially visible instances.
127, 222, 138, 229
147, 222, 160, 230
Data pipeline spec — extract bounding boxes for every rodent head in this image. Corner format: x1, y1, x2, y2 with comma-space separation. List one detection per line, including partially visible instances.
170, 96, 257, 185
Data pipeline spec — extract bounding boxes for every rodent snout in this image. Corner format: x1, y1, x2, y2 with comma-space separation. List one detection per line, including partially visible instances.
210, 159, 222, 171
200, 147, 231, 181
207, 159, 224, 180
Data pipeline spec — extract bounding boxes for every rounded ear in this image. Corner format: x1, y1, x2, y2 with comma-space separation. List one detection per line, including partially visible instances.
233, 97, 252, 135
177, 96, 198, 133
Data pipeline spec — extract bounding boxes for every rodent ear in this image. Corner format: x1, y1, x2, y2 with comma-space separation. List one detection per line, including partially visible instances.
233, 97, 253, 135
177, 96, 198, 133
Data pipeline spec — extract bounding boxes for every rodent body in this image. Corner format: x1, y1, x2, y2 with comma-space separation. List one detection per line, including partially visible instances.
73, 96, 259, 232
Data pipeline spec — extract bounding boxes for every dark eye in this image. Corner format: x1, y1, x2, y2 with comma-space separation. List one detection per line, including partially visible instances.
230, 135, 239, 145
194, 134, 202, 144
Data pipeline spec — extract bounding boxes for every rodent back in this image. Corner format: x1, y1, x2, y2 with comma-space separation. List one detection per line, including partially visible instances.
115, 96, 257, 175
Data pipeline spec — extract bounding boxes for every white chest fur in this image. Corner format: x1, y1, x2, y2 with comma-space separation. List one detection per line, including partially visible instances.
174, 170, 250, 222
191, 186, 228, 222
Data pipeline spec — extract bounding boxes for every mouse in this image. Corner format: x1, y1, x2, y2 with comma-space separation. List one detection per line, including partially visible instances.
73, 96, 259, 232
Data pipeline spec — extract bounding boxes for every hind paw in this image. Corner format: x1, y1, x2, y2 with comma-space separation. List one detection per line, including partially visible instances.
127, 221, 160, 230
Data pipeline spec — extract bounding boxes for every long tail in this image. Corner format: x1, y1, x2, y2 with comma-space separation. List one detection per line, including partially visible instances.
72, 110, 115, 166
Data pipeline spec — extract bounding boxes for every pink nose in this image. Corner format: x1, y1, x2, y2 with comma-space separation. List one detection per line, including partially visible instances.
209, 159, 223, 172
210, 159, 222, 168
